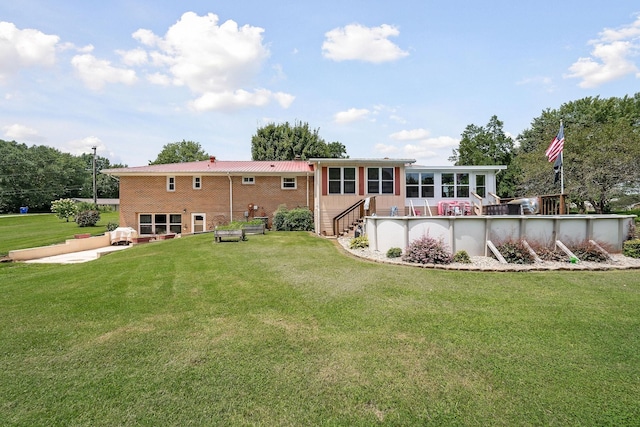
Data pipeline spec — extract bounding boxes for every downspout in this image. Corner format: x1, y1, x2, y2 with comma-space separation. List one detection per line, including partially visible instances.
228, 173, 233, 221
315, 161, 320, 235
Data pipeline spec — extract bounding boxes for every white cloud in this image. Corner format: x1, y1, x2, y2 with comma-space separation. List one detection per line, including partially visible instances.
389, 128, 430, 141
146, 72, 171, 86
2, 123, 45, 142
565, 15, 640, 88
334, 108, 370, 124
322, 23, 409, 63
117, 48, 148, 66
71, 54, 137, 91
376, 133, 459, 165
132, 11, 293, 111
66, 136, 105, 156
0, 21, 59, 82
189, 89, 295, 112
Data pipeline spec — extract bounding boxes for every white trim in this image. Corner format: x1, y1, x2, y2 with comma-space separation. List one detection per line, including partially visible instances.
191, 213, 206, 233
167, 176, 175, 192
281, 176, 297, 189
193, 176, 202, 190
242, 176, 255, 185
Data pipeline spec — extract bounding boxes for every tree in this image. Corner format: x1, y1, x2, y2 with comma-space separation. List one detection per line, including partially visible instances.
251, 121, 347, 160
514, 94, 640, 213
149, 140, 210, 165
449, 115, 516, 197
79, 154, 125, 199
51, 198, 78, 222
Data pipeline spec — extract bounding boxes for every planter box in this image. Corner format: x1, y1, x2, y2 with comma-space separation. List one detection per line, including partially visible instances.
157, 233, 176, 240
214, 229, 245, 242
133, 236, 153, 244
242, 224, 265, 235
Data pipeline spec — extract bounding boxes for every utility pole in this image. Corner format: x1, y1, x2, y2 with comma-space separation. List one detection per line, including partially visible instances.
92, 146, 97, 206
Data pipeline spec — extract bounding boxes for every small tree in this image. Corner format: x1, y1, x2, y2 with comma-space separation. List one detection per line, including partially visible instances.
51, 198, 78, 222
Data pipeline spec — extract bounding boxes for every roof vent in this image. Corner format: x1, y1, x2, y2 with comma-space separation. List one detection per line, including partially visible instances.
210, 156, 216, 163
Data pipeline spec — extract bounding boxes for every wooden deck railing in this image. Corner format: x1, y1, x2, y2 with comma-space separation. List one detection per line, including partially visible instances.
333, 197, 376, 236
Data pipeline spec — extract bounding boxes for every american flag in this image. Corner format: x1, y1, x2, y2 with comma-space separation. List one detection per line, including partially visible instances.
545, 123, 564, 163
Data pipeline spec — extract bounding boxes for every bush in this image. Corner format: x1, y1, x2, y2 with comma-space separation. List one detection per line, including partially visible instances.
496, 240, 535, 264
273, 206, 313, 231
51, 198, 78, 222
75, 210, 101, 227
570, 241, 609, 262
623, 239, 640, 258
386, 247, 402, 258
349, 236, 369, 249
106, 222, 119, 232
533, 246, 566, 262
76, 201, 97, 212
402, 235, 452, 265
452, 250, 471, 264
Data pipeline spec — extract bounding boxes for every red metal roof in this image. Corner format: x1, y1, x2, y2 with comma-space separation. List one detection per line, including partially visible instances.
103, 160, 315, 175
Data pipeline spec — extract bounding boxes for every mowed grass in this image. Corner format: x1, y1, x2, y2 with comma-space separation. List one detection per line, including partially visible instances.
1, 222, 640, 425
0, 212, 120, 256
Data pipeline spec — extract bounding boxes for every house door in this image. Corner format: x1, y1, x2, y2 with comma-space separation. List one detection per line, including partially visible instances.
192, 213, 206, 233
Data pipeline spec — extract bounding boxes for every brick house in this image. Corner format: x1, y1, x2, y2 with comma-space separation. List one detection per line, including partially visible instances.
103, 157, 504, 236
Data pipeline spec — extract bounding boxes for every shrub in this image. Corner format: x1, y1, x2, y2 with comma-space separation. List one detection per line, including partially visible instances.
452, 250, 471, 264
570, 241, 609, 262
386, 247, 402, 258
50, 198, 78, 222
496, 240, 535, 264
349, 236, 369, 249
75, 210, 101, 227
273, 206, 314, 231
534, 246, 566, 262
623, 239, 640, 258
402, 235, 452, 265
76, 201, 97, 212
106, 222, 119, 232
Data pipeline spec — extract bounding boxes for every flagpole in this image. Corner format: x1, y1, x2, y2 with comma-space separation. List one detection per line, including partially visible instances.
560, 151, 564, 194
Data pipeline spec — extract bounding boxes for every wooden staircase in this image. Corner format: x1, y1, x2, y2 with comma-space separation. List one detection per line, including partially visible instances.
333, 197, 376, 237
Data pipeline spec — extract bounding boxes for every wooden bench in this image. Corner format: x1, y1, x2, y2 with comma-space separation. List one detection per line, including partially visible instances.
242, 223, 265, 235
214, 229, 245, 242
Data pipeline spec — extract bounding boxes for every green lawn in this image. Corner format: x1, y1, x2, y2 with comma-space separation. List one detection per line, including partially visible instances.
1, 220, 639, 425
0, 212, 119, 256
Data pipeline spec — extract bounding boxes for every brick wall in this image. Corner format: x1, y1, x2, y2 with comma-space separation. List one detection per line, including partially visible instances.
118, 174, 313, 234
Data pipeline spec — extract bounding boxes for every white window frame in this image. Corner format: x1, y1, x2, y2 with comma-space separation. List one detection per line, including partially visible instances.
328, 167, 356, 195
367, 167, 394, 195
167, 176, 175, 192
281, 176, 297, 189
441, 172, 470, 198
193, 176, 202, 190
139, 213, 182, 235
242, 176, 255, 185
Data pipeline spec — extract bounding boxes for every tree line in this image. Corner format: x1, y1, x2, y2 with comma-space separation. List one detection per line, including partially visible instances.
0, 140, 123, 213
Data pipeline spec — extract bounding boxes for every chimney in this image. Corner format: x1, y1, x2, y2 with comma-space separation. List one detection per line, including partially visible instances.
210, 156, 216, 163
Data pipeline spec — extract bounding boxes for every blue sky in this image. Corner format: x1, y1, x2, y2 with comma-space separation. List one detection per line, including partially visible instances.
1, 1, 638, 167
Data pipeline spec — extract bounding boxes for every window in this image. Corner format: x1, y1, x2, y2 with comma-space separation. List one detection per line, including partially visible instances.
167, 176, 175, 192
242, 176, 255, 185
406, 172, 435, 198
193, 176, 201, 190
406, 173, 419, 198
475, 174, 486, 197
368, 167, 394, 194
282, 177, 296, 189
441, 173, 469, 198
421, 173, 435, 198
139, 213, 182, 235
328, 167, 356, 194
